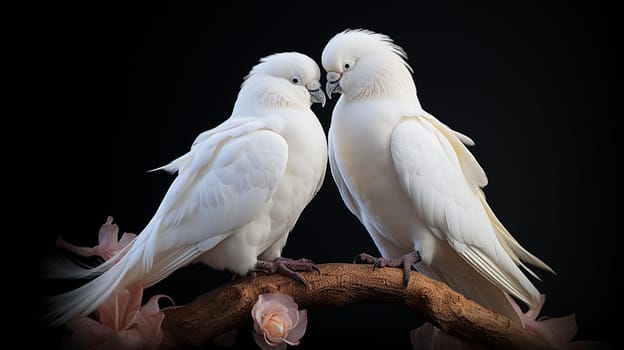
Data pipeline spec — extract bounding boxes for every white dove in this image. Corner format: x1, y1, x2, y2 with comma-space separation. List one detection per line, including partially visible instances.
46, 52, 328, 327
322, 29, 553, 325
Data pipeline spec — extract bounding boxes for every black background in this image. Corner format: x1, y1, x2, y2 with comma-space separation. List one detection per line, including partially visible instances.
8, 2, 618, 349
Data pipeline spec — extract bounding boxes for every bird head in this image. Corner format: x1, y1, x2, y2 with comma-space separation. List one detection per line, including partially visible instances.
321, 29, 416, 101
242, 52, 326, 109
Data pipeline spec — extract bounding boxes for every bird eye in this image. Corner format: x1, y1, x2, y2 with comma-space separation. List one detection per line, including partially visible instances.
290, 76, 301, 84
344, 63, 350, 69
343, 61, 354, 71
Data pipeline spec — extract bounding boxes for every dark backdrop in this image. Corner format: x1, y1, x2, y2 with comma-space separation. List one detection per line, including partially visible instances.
8, 2, 618, 349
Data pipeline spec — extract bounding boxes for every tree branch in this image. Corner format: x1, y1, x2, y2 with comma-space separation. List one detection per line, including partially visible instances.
159, 263, 551, 349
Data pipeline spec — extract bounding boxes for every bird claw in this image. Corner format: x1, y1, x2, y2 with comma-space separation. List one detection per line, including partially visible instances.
373, 259, 386, 270
353, 252, 379, 265
251, 261, 277, 275
253, 257, 320, 289
353, 251, 422, 287
275, 257, 320, 274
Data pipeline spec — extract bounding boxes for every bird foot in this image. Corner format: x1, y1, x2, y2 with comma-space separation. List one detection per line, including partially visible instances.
354, 251, 421, 287
253, 257, 320, 289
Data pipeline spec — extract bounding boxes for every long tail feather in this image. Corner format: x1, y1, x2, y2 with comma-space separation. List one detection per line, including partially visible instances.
44, 234, 149, 327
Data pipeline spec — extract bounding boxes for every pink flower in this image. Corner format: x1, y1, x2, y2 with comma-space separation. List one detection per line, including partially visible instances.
251, 293, 308, 350
509, 295, 608, 349
410, 295, 608, 350
56, 216, 136, 261
64, 284, 173, 350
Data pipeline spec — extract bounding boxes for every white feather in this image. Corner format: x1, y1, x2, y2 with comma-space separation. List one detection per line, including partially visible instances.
323, 29, 552, 325
46, 52, 328, 327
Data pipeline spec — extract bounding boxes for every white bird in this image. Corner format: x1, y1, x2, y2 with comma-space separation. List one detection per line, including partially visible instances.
46, 52, 328, 327
322, 29, 553, 325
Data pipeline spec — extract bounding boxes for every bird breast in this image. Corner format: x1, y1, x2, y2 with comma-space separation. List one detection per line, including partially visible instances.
329, 100, 424, 251
271, 110, 328, 225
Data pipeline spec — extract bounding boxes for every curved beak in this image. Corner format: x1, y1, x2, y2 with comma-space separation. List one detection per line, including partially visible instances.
306, 80, 326, 107
326, 71, 342, 99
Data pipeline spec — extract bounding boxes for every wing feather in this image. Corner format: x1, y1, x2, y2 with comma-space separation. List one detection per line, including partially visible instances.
421, 113, 554, 275
142, 118, 288, 268
391, 117, 542, 308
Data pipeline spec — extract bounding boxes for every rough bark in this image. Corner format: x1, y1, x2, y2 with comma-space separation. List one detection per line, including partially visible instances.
159, 263, 551, 349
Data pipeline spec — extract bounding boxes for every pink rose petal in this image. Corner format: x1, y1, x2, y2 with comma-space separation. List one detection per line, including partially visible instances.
284, 310, 307, 345
96, 288, 132, 331
254, 330, 287, 350
506, 294, 606, 349
65, 315, 116, 347
56, 216, 137, 261
118, 232, 137, 248
125, 284, 144, 324
141, 293, 174, 317
528, 314, 578, 347
97, 216, 119, 248
508, 294, 576, 346
127, 293, 174, 347
56, 236, 97, 257
257, 299, 288, 315
285, 306, 299, 328
265, 328, 284, 345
